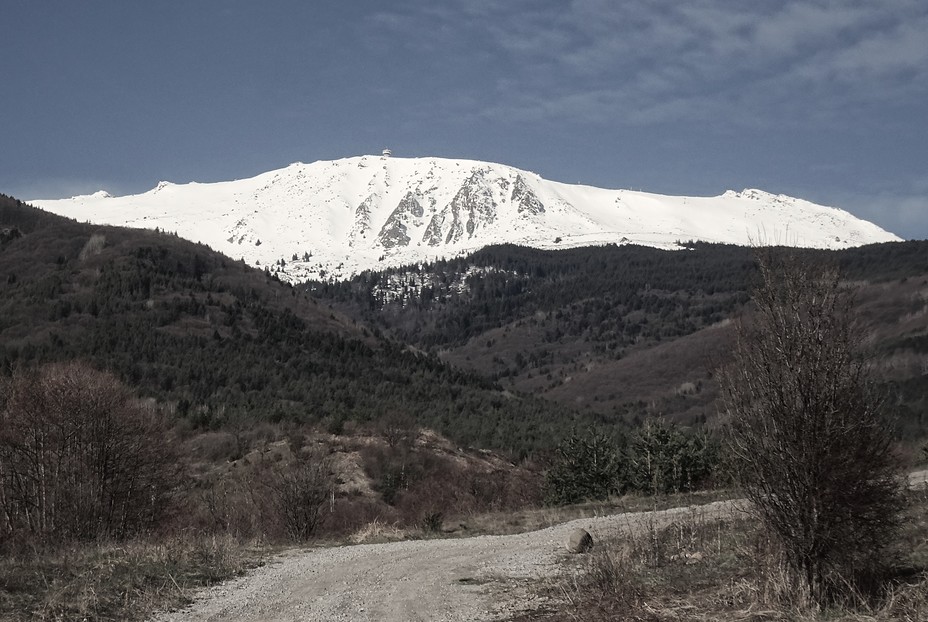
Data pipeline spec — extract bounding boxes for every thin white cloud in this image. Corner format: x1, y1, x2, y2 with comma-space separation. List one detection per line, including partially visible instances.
813, 16, 928, 83
364, 0, 928, 127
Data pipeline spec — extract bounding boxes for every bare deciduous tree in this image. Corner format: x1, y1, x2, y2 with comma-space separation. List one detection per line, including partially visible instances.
0, 362, 178, 546
263, 451, 333, 542
720, 252, 904, 605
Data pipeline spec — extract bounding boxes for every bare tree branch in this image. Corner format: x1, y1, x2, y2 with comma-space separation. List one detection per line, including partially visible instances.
719, 251, 905, 606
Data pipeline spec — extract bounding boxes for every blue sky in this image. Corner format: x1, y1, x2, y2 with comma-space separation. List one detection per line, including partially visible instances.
3, 0, 926, 239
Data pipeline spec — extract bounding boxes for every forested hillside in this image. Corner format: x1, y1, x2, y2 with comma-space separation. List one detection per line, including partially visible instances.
307, 241, 928, 435
0, 196, 580, 452
308, 241, 928, 350
3, 194, 926, 446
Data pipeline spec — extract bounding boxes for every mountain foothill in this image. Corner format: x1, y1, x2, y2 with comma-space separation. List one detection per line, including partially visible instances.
2, 191, 927, 452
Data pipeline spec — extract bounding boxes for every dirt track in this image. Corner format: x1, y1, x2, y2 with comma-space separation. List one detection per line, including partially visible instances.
154, 499, 744, 622
155, 470, 927, 622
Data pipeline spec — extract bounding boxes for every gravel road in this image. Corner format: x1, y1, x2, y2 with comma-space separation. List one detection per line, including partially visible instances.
153, 499, 744, 622
155, 470, 926, 622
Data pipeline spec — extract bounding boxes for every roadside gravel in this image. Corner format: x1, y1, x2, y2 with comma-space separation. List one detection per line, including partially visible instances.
153, 499, 744, 622
154, 470, 926, 622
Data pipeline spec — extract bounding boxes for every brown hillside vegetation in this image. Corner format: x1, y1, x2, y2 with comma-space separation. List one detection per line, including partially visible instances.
525, 255, 925, 622
542, 271, 928, 426
0, 360, 546, 621
444, 270, 928, 434
526, 489, 928, 622
501, 319, 734, 424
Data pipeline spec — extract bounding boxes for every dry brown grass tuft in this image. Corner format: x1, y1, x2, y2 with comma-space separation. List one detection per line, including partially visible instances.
531, 490, 928, 622
347, 519, 408, 544
456, 489, 734, 539
0, 535, 261, 621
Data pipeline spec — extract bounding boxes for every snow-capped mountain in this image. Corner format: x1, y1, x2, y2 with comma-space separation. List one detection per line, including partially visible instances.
30, 155, 900, 282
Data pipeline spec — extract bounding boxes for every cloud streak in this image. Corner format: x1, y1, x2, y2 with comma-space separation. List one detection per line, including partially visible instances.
366, 0, 928, 127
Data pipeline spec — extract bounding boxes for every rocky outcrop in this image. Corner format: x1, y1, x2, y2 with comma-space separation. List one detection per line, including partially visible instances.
348, 194, 377, 247
378, 192, 424, 249
420, 169, 500, 246
421, 210, 446, 247
512, 175, 545, 215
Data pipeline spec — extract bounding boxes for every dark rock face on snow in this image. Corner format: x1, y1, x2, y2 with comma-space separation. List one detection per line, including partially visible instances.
379, 192, 424, 249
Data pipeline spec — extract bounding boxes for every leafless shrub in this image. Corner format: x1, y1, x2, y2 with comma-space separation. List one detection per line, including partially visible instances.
262, 451, 334, 542
719, 251, 905, 606
419, 510, 444, 534
583, 546, 643, 607
377, 411, 416, 448
0, 362, 179, 547
190, 476, 264, 540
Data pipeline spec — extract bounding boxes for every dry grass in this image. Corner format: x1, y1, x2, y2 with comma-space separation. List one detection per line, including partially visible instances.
347, 519, 408, 544
335, 488, 735, 556
452, 488, 735, 538
338, 485, 734, 550
520, 490, 928, 622
0, 535, 262, 622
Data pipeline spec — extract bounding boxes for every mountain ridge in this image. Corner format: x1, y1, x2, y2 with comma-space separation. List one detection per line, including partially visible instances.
30, 155, 901, 282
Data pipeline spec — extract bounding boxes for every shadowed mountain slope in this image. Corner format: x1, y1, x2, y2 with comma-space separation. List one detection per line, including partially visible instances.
307, 241, 928, 436
0, 196, 580, 452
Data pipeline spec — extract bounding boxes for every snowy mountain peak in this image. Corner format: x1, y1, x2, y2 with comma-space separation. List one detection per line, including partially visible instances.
30, 156, 900, 282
